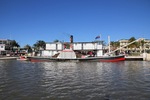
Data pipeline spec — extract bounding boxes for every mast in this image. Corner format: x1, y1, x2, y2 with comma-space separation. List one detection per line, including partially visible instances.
108, 36, 111, 53
70, 35, 73, 50
144, 38, 146, 54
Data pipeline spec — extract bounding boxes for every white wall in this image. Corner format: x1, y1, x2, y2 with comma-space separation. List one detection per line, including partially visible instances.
42, 50, 58, 56
46, 42, 103, 50
45, 42, 103, 56
83, 43, 96, 50
97, 50, 103, 56
46, 43, 63, 50
46, 44, 56, 50
97, 45, 102, 49
73, 43, 82, 50
0, 44, 5, 51
57, 44, 63, 50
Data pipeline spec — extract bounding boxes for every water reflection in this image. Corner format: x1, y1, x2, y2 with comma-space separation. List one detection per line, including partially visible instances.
0, 60, 150, 100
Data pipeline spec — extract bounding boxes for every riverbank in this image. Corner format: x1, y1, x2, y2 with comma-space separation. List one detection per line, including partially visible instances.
0, 57, 17, 60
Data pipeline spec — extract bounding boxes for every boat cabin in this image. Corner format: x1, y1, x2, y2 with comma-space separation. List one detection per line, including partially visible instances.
42, 41, 104, 57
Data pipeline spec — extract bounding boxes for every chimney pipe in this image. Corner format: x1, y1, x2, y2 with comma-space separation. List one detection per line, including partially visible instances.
70, 35, 73, 43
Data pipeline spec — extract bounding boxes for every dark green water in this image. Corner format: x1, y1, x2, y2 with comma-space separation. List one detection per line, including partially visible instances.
0, 60, 150, 100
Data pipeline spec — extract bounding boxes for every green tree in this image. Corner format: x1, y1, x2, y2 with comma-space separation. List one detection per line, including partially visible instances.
10, 40, 20, 48
138, 39, 146, 52
24, 44, 32, 53
140, 40, 145, 47
110, 41, 120, 51
128, 37, 137, 48
33, 40, 46, 51
110, 41, 120, 47
53, 39, 59, 42
8, 40, 20, 51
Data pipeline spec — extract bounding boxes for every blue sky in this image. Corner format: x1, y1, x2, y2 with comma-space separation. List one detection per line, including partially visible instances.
0, 0, 150, 47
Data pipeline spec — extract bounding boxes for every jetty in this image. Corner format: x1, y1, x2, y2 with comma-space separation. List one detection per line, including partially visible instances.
125, 53, 150, 61
125, 56, 143, 61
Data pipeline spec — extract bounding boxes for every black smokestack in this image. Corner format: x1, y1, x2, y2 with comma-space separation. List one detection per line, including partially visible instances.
70, 35, 73, 43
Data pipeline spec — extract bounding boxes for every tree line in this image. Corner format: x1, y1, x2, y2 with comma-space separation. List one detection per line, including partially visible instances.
23, 39, 63, 52
11, 37, 146, 53
8, 40, 46, 53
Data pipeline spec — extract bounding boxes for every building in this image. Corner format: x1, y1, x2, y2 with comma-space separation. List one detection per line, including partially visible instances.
0, 39, 12, 55
42, 41, 104, 57
119, 39, 150, 53
144, 39, 150, 49
119, 39, 129, 47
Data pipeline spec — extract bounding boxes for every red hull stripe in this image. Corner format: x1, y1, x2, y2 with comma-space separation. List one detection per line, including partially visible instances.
99, 57, 125, 62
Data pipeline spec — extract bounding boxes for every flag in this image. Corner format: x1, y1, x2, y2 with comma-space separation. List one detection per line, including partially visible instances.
95, 35, 100, 39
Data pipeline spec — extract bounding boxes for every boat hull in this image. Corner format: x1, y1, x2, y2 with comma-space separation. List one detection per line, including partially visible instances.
79, 55, 125, 62
28, 55, 125, 62
98, 56, 125, 62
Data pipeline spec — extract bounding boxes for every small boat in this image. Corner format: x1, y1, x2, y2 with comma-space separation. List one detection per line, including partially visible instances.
17, 56, 28, 61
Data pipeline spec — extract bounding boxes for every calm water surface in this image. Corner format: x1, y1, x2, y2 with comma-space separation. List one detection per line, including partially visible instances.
0, 60, 150, 100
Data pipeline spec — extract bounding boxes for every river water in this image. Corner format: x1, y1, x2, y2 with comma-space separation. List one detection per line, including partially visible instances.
0, 60, 150, 100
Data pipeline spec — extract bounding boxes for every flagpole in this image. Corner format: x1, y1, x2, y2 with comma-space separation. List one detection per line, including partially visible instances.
99, 34, 101, 41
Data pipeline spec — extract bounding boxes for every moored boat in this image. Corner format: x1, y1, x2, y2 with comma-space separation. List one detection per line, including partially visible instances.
28, 49, 125, 62
28, 55, 125, 62
28, 35, 125, 62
